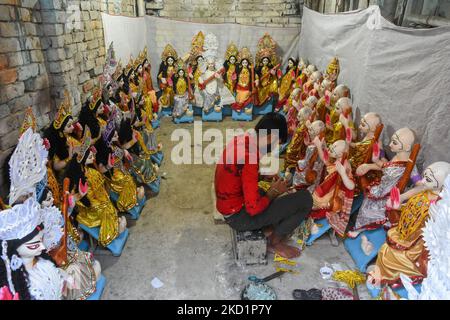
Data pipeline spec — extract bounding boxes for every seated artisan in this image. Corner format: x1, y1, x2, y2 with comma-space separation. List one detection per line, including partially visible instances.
215, 112, 313, 258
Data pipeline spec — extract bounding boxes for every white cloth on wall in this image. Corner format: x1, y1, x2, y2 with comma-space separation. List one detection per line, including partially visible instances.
102, 13, 301, 90
299, 5, 450, 169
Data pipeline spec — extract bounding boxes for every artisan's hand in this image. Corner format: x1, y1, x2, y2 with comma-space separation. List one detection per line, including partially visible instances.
161, 78, 167, 84
267, 178, 289, 199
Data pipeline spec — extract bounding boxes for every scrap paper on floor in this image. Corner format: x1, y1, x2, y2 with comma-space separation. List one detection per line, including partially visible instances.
151, 277, 164, 289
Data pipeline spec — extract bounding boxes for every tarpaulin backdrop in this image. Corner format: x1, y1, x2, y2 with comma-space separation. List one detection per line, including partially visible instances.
102, 13, 300, 86
299, 5, 450, 169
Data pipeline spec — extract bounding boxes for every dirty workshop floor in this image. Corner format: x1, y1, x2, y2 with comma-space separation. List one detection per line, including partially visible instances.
95, 116, 370, 300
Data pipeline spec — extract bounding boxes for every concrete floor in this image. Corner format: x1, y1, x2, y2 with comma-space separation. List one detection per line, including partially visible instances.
96, 116, 370, 300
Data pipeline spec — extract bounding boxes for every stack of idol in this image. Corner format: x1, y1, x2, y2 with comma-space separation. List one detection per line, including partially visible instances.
0, 43, 165, 300
277, 56, 450, 299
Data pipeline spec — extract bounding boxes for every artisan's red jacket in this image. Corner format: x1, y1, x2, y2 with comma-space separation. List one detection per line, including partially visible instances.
215, 133, 270, 216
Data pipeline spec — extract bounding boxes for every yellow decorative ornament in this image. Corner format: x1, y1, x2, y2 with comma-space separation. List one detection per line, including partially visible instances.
89, 87, 103, 111
74, 125, 92, 163
19, 106, 37, 136
112, 59, 123, 80
139, 46, 148, 64
332, 270, 366, 289
273, 254, 297, 266
237, 47, 253, 64
189, 31, 205, 63
175, 58, 185, 72
161, 44, 178, 62
256, 33, 278, 66
133, 52, 144, 69
325, 57, 340, 81
275, 266, 300, 275
225, 42, 239, 61
257, 180, 271, 192
142, 46, 148, 59
53, 90, 72, 130
124, 56, 134, 76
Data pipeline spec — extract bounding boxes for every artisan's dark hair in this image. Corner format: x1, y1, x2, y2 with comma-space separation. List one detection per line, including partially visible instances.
255, 112, 288, 144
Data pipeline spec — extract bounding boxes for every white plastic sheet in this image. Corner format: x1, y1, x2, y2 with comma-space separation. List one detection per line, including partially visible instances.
299, 6, 450, 169
102, 13, 300, 89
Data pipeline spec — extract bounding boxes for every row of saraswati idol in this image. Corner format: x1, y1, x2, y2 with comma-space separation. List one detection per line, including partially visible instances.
275, 51, 450, 299
139, 31, 299, 122
0, 43, 165, 299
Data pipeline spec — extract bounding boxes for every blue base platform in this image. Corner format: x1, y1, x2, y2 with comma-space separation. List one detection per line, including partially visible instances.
344, 228, 387, 273
151, 151, 164, 166
306, 217, 330, 246
148, 176, 161, 194
202, 109, 223, 122
128, 196, 146, 219
160, 106, 173, 117
110, 192, 146, 220
253, 97, 273, 115
232, 107, 253, 121
79, 224, 129, 257
367, 283, 422, 299
222, 105, 232, 117
173, 105, 194, 124
86, 274, 106, 300
193, 105, 203, 116
151, 119, 160, 129
305, 194, 364, 246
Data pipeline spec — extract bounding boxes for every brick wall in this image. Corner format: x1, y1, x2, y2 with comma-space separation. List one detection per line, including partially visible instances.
0, 0, 136, 196
0, 0, 302, 196
145, 0, 303, 27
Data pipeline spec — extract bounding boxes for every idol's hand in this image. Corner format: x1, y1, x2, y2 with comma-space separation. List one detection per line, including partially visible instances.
107, 153, 115, 169
124, 150, 133, 162
312, 135, 323, 148
356, 163, 370, 176
78, 179, 89, 198
335, 161, 346, 176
